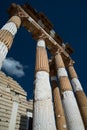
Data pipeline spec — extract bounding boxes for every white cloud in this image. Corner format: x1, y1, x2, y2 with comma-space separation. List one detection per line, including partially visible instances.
2, 57, 26, 78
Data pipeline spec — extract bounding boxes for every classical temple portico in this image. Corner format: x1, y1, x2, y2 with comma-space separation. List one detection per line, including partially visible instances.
0, 3, 87, 130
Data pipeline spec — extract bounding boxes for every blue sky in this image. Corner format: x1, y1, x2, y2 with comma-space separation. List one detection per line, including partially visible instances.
0, 0, 87, 99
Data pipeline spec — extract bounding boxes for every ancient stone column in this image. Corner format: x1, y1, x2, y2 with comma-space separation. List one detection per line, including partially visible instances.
67, 61, 87, 129
50, 62, 67, 130
33, 38, 56, 130
55, 51, 85, 130
0, 15, 21, 68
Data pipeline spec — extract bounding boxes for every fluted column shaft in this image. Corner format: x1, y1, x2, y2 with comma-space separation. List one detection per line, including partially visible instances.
0, 15, 21, 68
55, 52, 85, 130
33, 39, 56, 130
68, 64, 87, 129
50, 65, 67, 130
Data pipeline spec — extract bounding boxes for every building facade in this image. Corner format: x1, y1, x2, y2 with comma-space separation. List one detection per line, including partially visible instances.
0, 71, 33, 130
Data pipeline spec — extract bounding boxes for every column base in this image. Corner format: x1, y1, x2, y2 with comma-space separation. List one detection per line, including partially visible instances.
62, 91, 85, 130
33, 99, 56, 130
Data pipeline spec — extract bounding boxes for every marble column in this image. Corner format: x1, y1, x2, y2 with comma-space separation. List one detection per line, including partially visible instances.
50, 62, 67, 130
67, 61, 87, 129
55, 51, 85, 130
0, 15, 21, 68
33, 38, 56, 130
